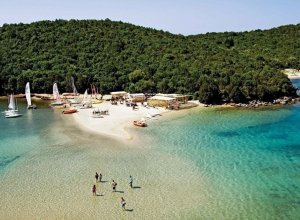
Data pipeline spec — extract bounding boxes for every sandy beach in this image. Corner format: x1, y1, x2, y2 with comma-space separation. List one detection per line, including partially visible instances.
72, 101, 170, 140
283, 69, 300, 79
285, 73, 300, 79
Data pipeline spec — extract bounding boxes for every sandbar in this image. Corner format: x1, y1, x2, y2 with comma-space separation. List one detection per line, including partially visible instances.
72, 101, 169, 140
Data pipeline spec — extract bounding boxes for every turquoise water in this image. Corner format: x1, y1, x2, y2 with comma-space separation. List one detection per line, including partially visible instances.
0, 80, 300, 219
0, 100, 56, 175
141, 105, 300, 219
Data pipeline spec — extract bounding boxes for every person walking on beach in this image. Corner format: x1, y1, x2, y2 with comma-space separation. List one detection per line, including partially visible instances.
92, 184, 96, 196
95, 172, 99, 182
121, 197, 126, 210
112, 180, 117, 192
129, 175, 133, 188
99, 173, 102, 182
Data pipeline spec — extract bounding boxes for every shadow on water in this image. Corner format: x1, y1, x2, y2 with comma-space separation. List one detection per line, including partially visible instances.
267, 133, 287, 140
132, 186, 141, 189
0, 155, 20, 168
125, 209, 133, 212
214, 131, 239, 138
270, 144, 300, 157
115, 191, 124, 193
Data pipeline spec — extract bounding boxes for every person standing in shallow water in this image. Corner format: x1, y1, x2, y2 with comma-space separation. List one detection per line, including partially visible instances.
121, 197, 126, 210
99, 173, 102, 182
92, 184, 96, 196
129, 175, 133, 188
112, 180, 117, 192
95, 172, 99, 182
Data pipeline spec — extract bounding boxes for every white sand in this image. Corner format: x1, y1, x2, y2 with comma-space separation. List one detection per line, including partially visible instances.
285, 73, 300, 79
72, 101, 169, 140
283, 69, 300, 79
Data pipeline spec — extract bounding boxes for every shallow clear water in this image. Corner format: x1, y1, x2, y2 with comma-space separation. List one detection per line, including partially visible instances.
0, 86, 300, 219
140, 105, 300, 219
0, 100, 58, 175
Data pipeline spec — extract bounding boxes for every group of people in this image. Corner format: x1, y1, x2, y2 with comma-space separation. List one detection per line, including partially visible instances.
92, 172, 134, 211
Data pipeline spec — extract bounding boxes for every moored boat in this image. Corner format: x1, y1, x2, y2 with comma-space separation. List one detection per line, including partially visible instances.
25, 82, 37, 109
5, 111, 22, 118
5, 94, 22, 118
133, 118, 147, 127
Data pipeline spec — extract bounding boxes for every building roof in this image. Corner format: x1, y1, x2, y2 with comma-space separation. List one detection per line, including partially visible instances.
130, 93, 145, 97
110, 91, 127, 95
148, 95, 176, 101
156, 93, 188, 98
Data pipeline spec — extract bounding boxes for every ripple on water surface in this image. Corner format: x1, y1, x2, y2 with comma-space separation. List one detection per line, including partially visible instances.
0, 101, 300, 219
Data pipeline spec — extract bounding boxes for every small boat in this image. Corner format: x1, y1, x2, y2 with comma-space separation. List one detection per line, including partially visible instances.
62, 109, 78, 114
146, 112, 161, 119
25, 82, 37, 109
91, 114, 104, 118
5, 111, 22, 118
50, 83, 66, 107
5, 94, 22, 118
133, 118, 147, 127
66, 77, 81, 104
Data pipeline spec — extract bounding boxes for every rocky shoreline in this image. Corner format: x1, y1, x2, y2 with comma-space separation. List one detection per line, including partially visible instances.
226, 97, 300, 108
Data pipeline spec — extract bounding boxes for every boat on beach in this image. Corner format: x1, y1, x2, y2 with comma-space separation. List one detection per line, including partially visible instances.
79, 89, 93, 109
62, 109, 78, 114
91, 113, 104, 118
50, 83, 66, 107
25, 82, 37, 109
133, 118, 147, 127
66, 77, 81, 104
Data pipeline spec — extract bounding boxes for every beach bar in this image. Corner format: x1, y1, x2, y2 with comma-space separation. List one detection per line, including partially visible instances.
129, 93, 146, 102
147, 95, 176, 107
156, 93, 189, 104
110, 91, 128, 100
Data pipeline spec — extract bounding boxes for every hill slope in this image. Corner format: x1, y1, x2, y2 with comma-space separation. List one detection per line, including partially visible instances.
0, 19, 299, 103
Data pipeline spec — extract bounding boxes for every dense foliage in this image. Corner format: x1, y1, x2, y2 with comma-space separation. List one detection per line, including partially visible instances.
0, 19, 299, 103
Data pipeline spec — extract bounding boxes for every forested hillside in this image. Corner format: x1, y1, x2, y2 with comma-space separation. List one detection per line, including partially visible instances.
0, 19, 299, 103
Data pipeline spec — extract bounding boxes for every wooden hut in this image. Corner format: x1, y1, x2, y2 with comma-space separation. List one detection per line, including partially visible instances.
129, 93, 146, 102
147, 95, 176, 107
156, 93, 189, 104
110, 91, 128, 100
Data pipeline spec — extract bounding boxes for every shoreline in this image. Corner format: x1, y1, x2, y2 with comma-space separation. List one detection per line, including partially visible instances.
284, 73, 300, 79
70, 101, 171, 141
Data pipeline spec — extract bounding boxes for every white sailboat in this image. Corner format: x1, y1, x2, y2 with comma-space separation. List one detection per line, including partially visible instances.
80, 89, 92, 109
50, 83, 65, 107
5, 94, 22, 118
68, 77, 81, 105
25, 82, 37, 109
71, 77, 78, 95
83, 89, 88, 102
